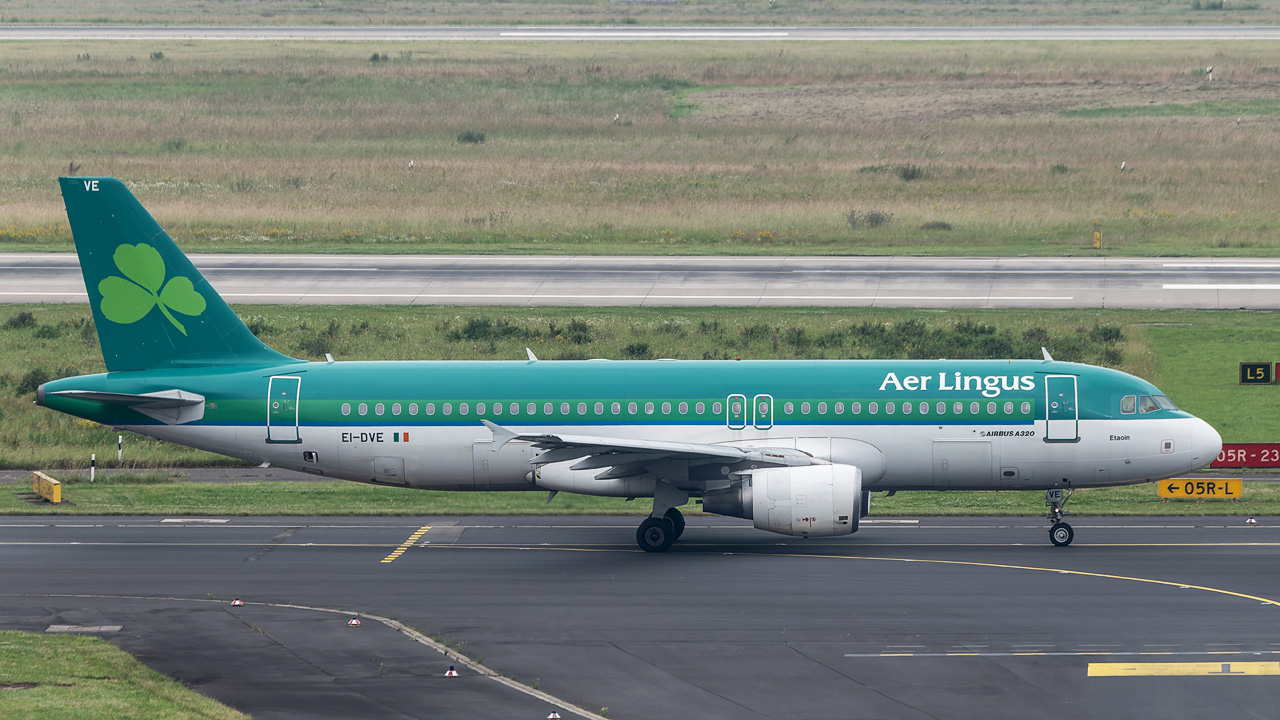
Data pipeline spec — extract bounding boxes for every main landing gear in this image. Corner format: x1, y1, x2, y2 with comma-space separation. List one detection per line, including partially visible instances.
636, 480, 689, 553
636, 508, 686, 553
1046, 488, 1075, 547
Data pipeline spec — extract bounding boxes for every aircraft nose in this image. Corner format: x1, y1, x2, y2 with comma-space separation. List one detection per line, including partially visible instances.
1190, 418, 1223, 470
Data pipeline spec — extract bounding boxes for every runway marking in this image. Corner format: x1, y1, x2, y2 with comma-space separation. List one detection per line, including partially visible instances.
500, 31, 791, 38
1088, 661, 1280, 677
381, 525, 431, 563
1163, 263, 1280, 268
0, 291, 1074, 302
848, 650, 1280, 659
1163, 284, 1280, 291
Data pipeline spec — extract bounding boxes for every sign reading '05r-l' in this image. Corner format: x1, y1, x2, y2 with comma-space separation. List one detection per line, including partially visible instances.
1158, 478, 1242, 499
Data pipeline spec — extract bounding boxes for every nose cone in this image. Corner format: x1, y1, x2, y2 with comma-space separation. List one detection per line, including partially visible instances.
1190, 418, 1223, 471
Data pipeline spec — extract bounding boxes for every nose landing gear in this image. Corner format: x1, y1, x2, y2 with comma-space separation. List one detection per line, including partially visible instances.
1046, 488, 1075, 547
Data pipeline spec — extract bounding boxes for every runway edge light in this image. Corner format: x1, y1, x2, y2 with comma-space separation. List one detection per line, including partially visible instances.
548, 713, 562, 719
231, 598, 243, 607
445, 665, 459, 677
1247, 517, 1258, 526
348, 617, 361, 627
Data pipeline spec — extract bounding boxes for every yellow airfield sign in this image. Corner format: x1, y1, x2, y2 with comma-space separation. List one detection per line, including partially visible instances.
1157, 478, 1242, 499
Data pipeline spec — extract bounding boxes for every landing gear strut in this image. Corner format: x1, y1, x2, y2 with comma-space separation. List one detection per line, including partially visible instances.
636, 477, 688, 553
1046, 488, 1075, 547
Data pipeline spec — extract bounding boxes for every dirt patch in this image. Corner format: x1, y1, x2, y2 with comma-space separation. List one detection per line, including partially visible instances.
693, 80, 1280, 126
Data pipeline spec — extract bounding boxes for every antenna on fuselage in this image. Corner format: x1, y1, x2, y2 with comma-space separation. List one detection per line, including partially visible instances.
1041, 347, 1054, 362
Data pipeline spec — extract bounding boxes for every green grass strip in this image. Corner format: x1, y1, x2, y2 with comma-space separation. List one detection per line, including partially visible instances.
0, 630, 247, 720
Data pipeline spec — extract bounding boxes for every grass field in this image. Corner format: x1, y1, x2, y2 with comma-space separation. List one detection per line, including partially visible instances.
3, 303, 1277, 470
0, 630, 247, 720
5, 40, 1280, 255
12, 0, 1280, 28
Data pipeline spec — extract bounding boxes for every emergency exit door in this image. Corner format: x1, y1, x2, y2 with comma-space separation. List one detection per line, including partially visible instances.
1044, 375, 1079, 442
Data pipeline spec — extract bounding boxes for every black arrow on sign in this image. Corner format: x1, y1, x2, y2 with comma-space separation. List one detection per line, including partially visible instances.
1167, 483, 1178, 493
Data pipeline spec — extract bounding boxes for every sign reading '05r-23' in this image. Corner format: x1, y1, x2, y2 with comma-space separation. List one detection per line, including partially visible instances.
1211, 443, 1280, 468
1158, 478, 1242, 499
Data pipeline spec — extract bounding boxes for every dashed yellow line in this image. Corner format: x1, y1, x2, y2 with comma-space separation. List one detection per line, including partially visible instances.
380, 525, 431, 563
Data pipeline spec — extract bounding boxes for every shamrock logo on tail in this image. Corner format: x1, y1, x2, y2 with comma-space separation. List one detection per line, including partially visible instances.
98, 243, 206, 335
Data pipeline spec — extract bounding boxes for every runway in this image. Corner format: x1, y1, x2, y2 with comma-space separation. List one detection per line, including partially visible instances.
6, 25, 1280, 41
3, 514, 1279, 719
4, 253, 1280, 309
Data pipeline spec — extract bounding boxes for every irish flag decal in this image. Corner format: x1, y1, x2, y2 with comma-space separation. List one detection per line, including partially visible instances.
393, 432, 409, 443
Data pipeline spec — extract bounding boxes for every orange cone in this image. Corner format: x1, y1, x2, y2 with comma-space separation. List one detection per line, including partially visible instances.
231, 598, 243, 607
348, 617, 361, 627
444, 665, 459, 677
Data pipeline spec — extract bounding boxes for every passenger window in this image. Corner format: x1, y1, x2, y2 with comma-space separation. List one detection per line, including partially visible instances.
818, 402, 827, 414
409, 403, 418, 415
392, 403, 401, 415
544, 402, 554, 415
596, 402, 604, 414
713, 402, 723, 414
970, 402, 980, 414
869, 402, 879, 414
527, 402, 536, 415
902, 401, 911, 414
374, 403, 384, 416
801, 402, 810, 414
1003, 401, 1012, 415
696, 402, 705, 414
426, 403, 435, 416
918, 402, 928, 414
476, 402, 485, 414
1139, 395, 1160, 413
628, 402, 638, 414
359, 403, 368, 415
492, 402, 502, 415
645, 402, 654, 414
679, 402, 688, 414
1021, 401, 1030, 414
851, 402, 861, 414
560, 402, 570, 415
936, 401, 946, 414
662, 402, 671, 414
785, 402, 794, 414
987, 402, 996, 414
835, 401, 844, 414
341, 403, 351, 416
953, 402, 963, 414
460, 403, 469, 415
577, 402, 587, 415
443, 403, 452, 416
510, 402, 519, 415
886, 402, 895, 414
612, 402, 621, 414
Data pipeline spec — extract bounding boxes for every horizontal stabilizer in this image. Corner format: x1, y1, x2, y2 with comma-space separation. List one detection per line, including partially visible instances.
48, 389, 205, 425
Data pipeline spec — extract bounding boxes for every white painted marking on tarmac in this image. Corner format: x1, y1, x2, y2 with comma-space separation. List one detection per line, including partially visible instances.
161, 518, 229, 523
1163, 263, 1280, 268
1163, 284, 1280, 290
46, 625, 122, 633
500, 31, 790, 38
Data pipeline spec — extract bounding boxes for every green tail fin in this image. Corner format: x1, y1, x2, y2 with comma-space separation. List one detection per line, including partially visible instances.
59, 177, 301, 371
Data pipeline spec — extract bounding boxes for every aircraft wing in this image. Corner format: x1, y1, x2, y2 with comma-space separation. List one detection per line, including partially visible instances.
481, 420, 818, 478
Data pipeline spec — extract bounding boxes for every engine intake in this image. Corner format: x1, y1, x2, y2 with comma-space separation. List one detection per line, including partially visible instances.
703, 464, 862, 537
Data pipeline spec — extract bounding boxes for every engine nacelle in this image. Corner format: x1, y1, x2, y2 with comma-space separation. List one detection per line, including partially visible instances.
703, 464, 862, 537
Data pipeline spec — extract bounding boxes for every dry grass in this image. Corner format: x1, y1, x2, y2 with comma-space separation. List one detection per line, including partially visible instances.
11, 0, 1280, 26
4, 40, 1280, 254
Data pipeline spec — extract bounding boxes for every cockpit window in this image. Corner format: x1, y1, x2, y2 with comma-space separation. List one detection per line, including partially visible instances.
1120, 395, 1136, 414
1138, 395, 1161, 413
1154, 395, 1179, 411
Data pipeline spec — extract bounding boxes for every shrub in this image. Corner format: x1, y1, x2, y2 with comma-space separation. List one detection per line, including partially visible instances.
457, 130, 486, 144
896, 164, 924, 181
920, 221, 953, 231
149, 51, 165, 61
1050, 163, 1070, 174
33, 324, 62, 339
847, 211, 893, 229
622, 342, 653, 360
5, 311, 36, 329
15, 368, 51, 396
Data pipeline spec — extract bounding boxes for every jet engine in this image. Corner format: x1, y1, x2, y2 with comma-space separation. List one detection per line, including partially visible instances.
702, 464, 862, 537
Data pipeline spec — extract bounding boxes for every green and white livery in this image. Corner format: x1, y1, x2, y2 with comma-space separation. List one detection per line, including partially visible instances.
39, 178, 1223, 551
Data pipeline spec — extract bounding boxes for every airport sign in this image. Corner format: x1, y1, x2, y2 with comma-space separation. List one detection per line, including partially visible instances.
1158, 477, 1241, 499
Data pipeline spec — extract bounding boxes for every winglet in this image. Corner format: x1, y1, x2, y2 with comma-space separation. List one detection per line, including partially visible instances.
526, 348, 538, 362
1041, 347, 1054, 362
482, 419, 518, 452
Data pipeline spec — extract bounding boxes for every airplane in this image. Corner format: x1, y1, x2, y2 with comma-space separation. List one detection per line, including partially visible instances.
37, 177, 1223, 552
